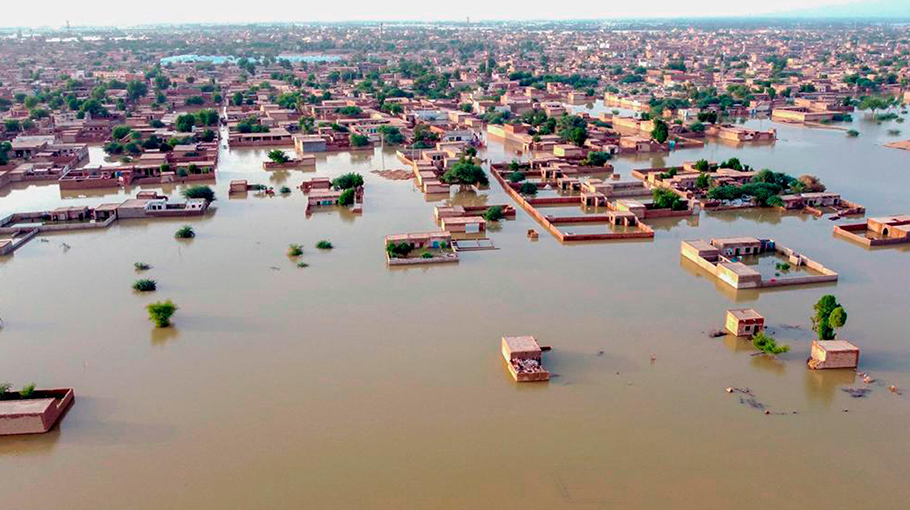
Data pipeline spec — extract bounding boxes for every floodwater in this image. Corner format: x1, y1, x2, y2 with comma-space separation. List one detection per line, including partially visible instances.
2, 108, 910, 509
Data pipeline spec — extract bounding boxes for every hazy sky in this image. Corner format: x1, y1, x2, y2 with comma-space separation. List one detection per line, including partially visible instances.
2, 0, 863, 28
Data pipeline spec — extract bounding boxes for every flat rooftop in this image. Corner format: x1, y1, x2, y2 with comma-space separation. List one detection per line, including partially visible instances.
727, 308, 763, 320
816, 340, 859, 352
503, 336, 541, 355
0, 398, 55, 416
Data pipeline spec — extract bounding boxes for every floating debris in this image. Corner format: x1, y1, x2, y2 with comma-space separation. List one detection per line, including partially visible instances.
724, 387, 794, 415
60, 242, 71, 252
841, 387, 872, 398
708, 329, 725, 338
888, 385, 902, 396
371, 169, 413, 181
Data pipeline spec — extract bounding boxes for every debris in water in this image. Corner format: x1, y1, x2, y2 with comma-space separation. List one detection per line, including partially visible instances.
888, 385, 902, 395
841, 387, 871, 398
371, 169, 413, 181
596, 350, 604, 357
724, 387, 794, 415
708, 329, 725, 338
862, 374, 875, 384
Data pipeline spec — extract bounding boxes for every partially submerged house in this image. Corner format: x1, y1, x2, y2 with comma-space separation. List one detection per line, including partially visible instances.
834, 215, 910, 247
808, 340, 860, 370
725, 309, 765, 337
501, 336, 550, 382
681, 237, 838, 290
0, 388, 74, 436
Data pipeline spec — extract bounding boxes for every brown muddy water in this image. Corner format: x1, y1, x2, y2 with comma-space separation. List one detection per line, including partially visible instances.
2, 112, 910, 509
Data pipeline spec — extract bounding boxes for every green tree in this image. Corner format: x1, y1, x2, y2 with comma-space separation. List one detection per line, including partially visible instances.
268, 149, 289, 164
440, 159, 488, 186
557, 115, 588, 147
582, 151, 611, 166
112, 125, 132, 140
349, 134, 370, 147
651, 188, 687, 210
812, 295, 848, 340
519, 182, 538, 195
377, 125, 405, 144
338, 188, 355, 206
651, 119, 669, 143
508, 171, 526, 183
183, 185, 215, 202
127, 80, 148, 101
483, 206, 505, 222
176, 114, 196, 133
332, 173, 364, 190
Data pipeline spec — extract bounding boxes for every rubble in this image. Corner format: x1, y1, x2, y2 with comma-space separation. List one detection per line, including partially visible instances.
841, 388, 871, 398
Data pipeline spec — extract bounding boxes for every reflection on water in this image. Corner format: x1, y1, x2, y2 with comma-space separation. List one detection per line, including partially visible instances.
1, 117, 910, 510
804, 368, 858, 407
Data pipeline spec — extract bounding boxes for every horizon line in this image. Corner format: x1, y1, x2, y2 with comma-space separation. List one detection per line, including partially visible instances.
3, 15, 910, 31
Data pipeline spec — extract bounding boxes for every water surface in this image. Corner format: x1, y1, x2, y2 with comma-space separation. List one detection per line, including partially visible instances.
1, 112, 910, 509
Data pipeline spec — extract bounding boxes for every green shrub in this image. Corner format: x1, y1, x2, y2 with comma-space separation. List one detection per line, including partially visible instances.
315, 240, 333, 250
296, 261, 309, 268
386, 242, 412, 258
0, 382, 10, 400
331, 172, 364, 190
146, 300, 177, 328
483, 206, 505, 222
420, 251, 434, 259
582, 150, 611, 166
349, 133, 370, 147
338, 188, 355, 206
847, 129, 860, 137
651, 188, 687, 210
519, 182, 538, 195
182, 185, 215, 202
279, 186, 291, 194
267, 149, 289, 164
175, 225, 195, 239
287, 244, 304, 257
132, 279, 157, 292
508, 171, 526, 183
441, 160, 488, 186
752, 332, 790, 355
19, 383, 36, 398
134, 262, 151, 271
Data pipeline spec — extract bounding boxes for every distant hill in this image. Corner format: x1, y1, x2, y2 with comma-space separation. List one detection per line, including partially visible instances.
777, 0, 910, 19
